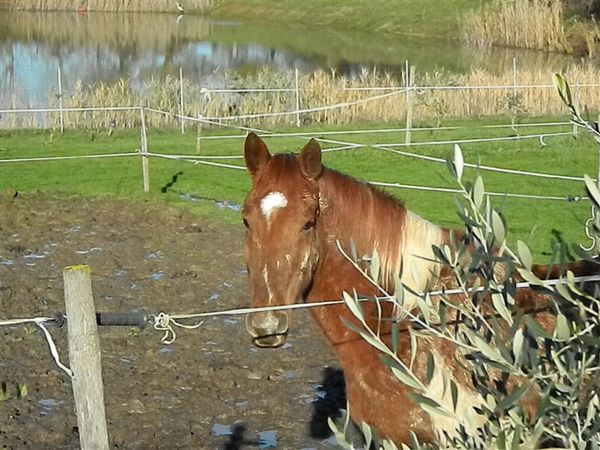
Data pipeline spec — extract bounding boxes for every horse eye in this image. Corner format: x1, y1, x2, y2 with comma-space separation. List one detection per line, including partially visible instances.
302, 220, 316, 231
243, 218, 250, 229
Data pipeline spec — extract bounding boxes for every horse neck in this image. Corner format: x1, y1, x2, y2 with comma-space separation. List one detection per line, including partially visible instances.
307, 168, 447, 347
316, 168, 446, 294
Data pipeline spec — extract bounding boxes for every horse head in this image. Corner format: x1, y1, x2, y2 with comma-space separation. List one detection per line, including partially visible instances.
242, 132, 323, 347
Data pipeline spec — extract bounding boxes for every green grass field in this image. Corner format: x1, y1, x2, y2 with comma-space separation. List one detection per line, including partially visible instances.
0, 116, 596, 262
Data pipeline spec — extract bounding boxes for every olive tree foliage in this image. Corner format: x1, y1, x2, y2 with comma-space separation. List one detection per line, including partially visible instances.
330, 75, 600, 449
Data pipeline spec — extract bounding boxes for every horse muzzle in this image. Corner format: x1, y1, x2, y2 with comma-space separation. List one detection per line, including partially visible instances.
245, 311, 290, 348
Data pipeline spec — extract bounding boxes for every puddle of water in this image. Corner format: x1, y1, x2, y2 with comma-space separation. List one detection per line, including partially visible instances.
151, 271, 164, 281
281, 342, 293, 349
75, 247, 102, 255
281, 371, 296, 380
223, 318, 238, 325
38, 398, 64, 416
1, 258, 15, 266
24, 253, 47, 259
312, 384, 327, 401
159, 347, 173, 354
146, 251, 163, 260
211, 423, 231, 436
258, 430, 277, 449
208, 293, 220, 301
180, 193, 199, 203
214, 200, 242, 212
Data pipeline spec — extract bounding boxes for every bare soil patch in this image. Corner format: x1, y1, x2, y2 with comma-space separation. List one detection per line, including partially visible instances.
0, 194, 342, 449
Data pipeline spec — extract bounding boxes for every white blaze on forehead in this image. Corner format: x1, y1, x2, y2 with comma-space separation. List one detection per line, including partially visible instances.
260, 191, 288, 220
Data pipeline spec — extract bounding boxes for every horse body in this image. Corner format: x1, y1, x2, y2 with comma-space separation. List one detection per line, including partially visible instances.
240, 132, 592, 444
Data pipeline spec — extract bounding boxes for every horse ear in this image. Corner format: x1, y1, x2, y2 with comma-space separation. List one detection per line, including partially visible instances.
299, 138, 322, 180
244, 132, 271, 176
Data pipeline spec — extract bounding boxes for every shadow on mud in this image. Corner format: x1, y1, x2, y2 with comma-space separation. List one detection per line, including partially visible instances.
310, 366, 346, 439
223, 424, 257, 449
215, 367, 346, 449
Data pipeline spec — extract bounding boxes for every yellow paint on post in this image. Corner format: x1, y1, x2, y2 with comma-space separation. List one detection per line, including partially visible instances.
63, 264, 92, 273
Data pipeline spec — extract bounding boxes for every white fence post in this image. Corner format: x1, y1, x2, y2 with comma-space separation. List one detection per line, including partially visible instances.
179, 67, 185, 134
57, 66, 64, 133
139, 107, 150, 193
294, 68, 301, 127
404, 60, 415, 144
63, 265, 109, 450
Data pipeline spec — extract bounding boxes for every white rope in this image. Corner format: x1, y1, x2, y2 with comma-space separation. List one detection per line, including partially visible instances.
0, 316, 53, 326
200, 88, 408, 121
144, 151, 582, 200
0, 316, 74, 378
201, 87, 299, 93
149, 274, 600, 343
375, 132, 573, 149
146, 152, 246, 170
152, 312, 205, 344
35, 321, 74, 378
369, 180, 584, 202
0, 152, 139, 164
144, 107, 362, 149
376, 145, 585, 182
343, 82, 600, 92
0, 106, 140, 114
141, 143, 362, 162
196, 122, 571, 141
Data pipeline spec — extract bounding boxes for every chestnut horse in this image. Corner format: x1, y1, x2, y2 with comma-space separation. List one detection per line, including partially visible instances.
241, 132, 597, 444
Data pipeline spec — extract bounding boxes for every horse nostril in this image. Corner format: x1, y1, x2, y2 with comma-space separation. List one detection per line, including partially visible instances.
253, 334, 288, 348
246, 311, 289, 338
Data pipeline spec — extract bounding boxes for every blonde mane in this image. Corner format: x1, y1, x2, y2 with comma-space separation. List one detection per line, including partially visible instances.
318, 168, 444, 302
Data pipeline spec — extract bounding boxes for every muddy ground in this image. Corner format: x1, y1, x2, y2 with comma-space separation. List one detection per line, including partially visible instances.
0, 193, 347, 449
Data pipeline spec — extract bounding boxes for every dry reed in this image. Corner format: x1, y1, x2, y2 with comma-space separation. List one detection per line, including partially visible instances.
25, 64, 598, 130
0, 0, 217, 13
0, 11, 213, 49
463, 0, 572, 52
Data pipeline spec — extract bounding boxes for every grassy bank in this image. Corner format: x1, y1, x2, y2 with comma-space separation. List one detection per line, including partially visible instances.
0, 0, 473, 39
0, 118, 596, 261
208, 0, 474, 39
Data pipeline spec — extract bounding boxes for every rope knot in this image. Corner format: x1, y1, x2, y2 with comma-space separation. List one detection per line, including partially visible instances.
151, 312, 205, 345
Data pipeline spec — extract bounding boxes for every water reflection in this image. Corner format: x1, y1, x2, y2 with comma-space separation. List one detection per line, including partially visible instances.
0, 11, 583, 108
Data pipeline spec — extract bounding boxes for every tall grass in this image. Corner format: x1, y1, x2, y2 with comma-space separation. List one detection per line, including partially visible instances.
0, 0, 217, 12
26, 64, 598, 130
463, 0, 572, 52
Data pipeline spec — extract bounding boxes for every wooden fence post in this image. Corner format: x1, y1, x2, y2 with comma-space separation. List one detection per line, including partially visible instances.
139, 107, 150, 193
404, 60, 415, 144
57, 66, 64, 133
63, 265, 109, 450
294, 68, 301, 127
179, 67, 185, 134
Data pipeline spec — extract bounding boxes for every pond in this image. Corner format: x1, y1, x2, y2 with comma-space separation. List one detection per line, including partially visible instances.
0, 10, 580, 108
